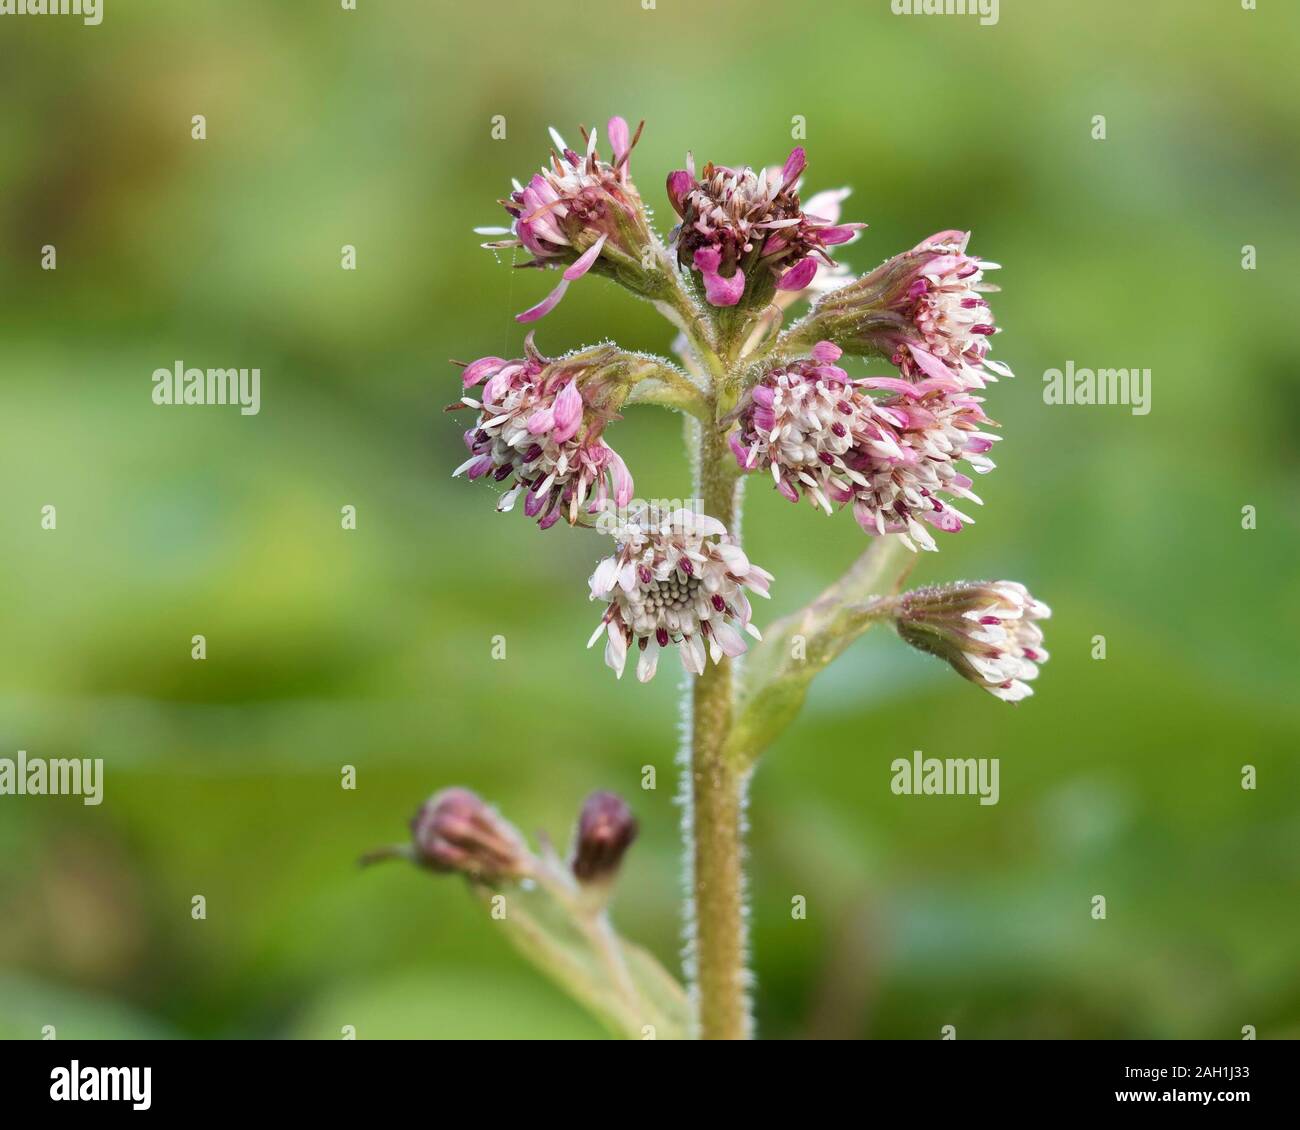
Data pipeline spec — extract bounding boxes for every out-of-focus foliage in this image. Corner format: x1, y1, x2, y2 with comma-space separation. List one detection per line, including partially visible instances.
1, 0, 1297, 1039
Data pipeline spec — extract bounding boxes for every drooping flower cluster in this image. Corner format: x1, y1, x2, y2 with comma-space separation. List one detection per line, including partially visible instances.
666, 147, 863, 307
796, 230, 1010, 390
891, 581, 1051, 702
452, 335, 634, 529
588, 508, 772, 681
731, 341, 998, 552
478, 117, 658, 323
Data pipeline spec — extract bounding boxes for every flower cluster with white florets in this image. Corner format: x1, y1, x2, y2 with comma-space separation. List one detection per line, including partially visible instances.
587, 508, 772, 682
891, 581, 1051, 702
452, 116, 1048, 697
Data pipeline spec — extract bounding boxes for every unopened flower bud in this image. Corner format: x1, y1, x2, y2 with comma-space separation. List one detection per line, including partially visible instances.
892, 581, 1050, 702
410, 787, 529, 880
570, 791, 638, 883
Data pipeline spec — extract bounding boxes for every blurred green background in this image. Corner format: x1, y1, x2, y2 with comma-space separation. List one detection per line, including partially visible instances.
2, 0, 1297, 1040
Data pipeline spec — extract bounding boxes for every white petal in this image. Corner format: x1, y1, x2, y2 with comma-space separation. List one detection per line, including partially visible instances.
636, 641, 660, 683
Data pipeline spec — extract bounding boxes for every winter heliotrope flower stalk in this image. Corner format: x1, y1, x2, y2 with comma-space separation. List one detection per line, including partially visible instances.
433, 114, 1053, 1041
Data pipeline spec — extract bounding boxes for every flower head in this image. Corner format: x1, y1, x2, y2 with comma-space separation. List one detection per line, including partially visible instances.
452, 335, 635, 529
587, 507, 772, 681
410, 787, 530, 879
796, 230, 1009, 389
479, 117, 659, 322
891, 581, 1051, 702
570, 790, 638, 884
666, 147, 863, 308
731, 342, 998, 551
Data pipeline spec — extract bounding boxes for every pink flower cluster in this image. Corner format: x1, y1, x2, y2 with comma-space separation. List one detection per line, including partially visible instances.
479, 117, 648, 323
452, 335, 633, 530
666, 147, 863, 307
808, 229, 1010, 391
731, 341, 998, 552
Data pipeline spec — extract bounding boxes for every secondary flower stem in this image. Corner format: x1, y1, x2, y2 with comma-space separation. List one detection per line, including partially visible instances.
688, 412, 751, 1040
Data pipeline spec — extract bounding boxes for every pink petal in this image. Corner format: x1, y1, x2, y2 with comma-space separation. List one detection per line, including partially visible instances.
461, 356, 506, 389
563, 234, 607, 281
811, 341, 842, 363
526, 406, 556, 434
608, 447, 634, 506
551, 381, 583, 442
607, 116, 630, 165
693, 246, 722, 273
694, 247, 744, 306
913, 229, 969, 254
516, 278, 569, 323
666, 170, 693, 216
777, 258, 817, 291
702, 269, 745, 306
818, 224, 861, 246
862, 376, 921, 397
728, 431, 748, 467
780, 147, 807, 189
906, 345, 958, 383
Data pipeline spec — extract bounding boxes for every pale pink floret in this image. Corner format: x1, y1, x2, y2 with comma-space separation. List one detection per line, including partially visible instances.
587, 508, 772, 682
731, 343, 998, 552
452, 335, 634, 529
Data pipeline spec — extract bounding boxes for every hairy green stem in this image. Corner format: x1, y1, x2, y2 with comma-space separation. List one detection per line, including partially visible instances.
687, 416, 751, 1040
